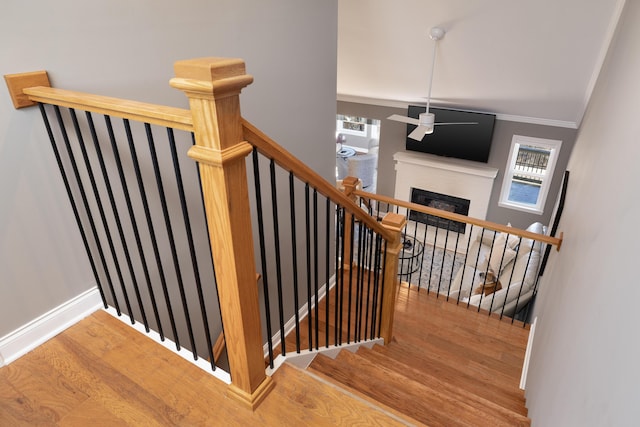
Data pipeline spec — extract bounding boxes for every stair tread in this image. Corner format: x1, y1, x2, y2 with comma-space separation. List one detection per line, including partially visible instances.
372, 342, 527, 411
390, 332, 526, 391
310, 350, 529, 427
360, 345, 530, 421
394, 290, 530, 347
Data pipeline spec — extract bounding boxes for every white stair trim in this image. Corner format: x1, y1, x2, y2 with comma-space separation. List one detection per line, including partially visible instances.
520, 316, 537, 390
0, 287, 102, 367
103, 306, 231, 385
266, 338, 384, 374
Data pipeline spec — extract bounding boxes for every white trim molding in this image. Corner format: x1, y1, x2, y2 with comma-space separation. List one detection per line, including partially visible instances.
263, 274, 337, 358
103, 307, 231, 385
0, 287, 102, 367
520, 316, 537, 390
337, 94, 579, 129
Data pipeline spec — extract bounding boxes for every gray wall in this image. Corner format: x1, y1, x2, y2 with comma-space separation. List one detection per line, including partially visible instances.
525, 1, 640, 425
337, 101, 577, 229
0, 0, 337, 338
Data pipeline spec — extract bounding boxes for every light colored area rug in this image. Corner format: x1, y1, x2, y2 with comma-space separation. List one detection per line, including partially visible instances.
398, 240, 466, 294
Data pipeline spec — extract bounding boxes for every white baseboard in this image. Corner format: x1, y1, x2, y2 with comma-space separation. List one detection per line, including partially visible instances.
0, 287, 103, 367
520, 316, 537, 390
264, 274, 336, 357
103, 307, 231, 384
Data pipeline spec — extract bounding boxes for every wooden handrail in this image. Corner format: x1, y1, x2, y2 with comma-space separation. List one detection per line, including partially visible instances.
242, 119, 393, 242
13, 81, 391, 242
353, 188, 563, 251
22, 86, 194, 132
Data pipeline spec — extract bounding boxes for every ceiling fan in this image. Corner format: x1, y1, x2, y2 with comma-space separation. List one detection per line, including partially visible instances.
388, 27, 478, 141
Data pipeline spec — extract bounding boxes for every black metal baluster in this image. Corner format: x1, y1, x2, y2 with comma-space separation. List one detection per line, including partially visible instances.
144, 123, 197, 356
304, 183, 313, 351
289, 173, 301, 353
408, 218, 420, 287
436, 221, 451, 295
268, 159, 286, 356
417, 220, 429, 292
167, 128, 215, 367
376, 241, 388, 337
313, 189, 319, 350
427, 216, 439, 294
338, 207, 347, 345
363, 227, 376, 340
38, 105, 108, 309
523, 262, 544, 326
251, 149, 274, 367
324, 197, 331, 348
455, 224, 475, 304
358, 224, 371, 342
346, 214, 356, 343
446, 229, 462, 299
85, 112, 147, 329
354, 221, 364, 340
334, 206, 343, 346
369, 233, 383, 340
69, 108, 134, 318
123, 119, 178, 345
104, 116, 162, 336
497, 242, 523, 319
475, 230, 496, 311
361, 225, 373, 340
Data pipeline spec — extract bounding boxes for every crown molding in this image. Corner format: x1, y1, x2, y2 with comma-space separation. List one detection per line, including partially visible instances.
337, 94, 578, 129
576, 0, 627, 128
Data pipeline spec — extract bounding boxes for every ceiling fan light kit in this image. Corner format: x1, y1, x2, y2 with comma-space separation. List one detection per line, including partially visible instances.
388, 26, 478, 141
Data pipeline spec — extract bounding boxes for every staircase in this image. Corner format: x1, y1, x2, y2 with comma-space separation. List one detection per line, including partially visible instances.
305, 283, 531, 426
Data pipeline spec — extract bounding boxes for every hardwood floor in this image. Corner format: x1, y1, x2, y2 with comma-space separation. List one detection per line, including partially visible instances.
0, 310, 408, 426
1, 279, 531, 426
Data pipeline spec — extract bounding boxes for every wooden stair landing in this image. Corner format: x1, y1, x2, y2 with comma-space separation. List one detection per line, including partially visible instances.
0, 310, 410, 426
307, 283, 531, 426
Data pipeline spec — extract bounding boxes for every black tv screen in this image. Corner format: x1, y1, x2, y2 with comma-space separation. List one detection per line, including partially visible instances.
405, 106, 496, 163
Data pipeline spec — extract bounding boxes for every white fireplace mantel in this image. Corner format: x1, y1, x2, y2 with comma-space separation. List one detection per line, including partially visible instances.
393, 151, 499, 222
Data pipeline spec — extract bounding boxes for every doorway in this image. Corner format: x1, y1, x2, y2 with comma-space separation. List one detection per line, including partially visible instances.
335, 115, 380, 193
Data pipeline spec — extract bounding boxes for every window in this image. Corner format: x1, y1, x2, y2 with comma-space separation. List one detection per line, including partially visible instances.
499, 135, 562, 214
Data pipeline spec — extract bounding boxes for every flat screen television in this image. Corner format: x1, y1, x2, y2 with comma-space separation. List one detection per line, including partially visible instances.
405, 106, 496, 163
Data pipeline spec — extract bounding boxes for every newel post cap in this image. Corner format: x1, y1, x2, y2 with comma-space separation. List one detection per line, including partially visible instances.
170, 57, 254, 96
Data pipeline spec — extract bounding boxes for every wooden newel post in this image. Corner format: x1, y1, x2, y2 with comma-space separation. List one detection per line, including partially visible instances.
379, 212, 406, 343
341, 176, 360, 270
170, 58, 274, 409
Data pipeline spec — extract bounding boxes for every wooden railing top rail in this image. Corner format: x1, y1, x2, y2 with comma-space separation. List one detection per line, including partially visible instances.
13, 76, 393, 242
22, 86, 194, 132
353, 188, 563, 250
242, 119, 393, 241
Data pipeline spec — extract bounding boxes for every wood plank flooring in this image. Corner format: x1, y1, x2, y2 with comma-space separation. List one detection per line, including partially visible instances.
0, 310, 409, 426
308, 282, 531, 426
1, 278, 531, 426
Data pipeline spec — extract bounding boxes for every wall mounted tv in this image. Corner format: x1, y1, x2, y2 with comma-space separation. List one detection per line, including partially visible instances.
405, 106, 496, 163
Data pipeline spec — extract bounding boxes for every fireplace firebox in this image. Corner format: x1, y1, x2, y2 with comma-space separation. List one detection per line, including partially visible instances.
409, 188, 470, 233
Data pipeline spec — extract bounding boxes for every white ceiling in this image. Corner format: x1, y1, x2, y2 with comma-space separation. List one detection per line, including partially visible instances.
337, 0, 625, 128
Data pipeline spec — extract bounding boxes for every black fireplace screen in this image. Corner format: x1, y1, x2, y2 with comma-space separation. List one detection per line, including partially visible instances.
409, 188, 470, 233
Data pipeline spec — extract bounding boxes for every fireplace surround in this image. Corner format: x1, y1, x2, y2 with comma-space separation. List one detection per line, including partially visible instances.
394, 151, 498, 251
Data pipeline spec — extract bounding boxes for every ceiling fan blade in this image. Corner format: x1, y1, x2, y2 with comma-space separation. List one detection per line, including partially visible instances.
387, 114, 420, 125
434, 122, 479, 126
408, 126, 430, 141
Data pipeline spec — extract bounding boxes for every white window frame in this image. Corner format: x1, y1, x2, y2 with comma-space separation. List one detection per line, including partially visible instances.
498, 135, 562, 215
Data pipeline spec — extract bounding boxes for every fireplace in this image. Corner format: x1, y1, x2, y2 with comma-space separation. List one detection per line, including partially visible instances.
394, 151, 498, 251
409, 188, 470, 233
